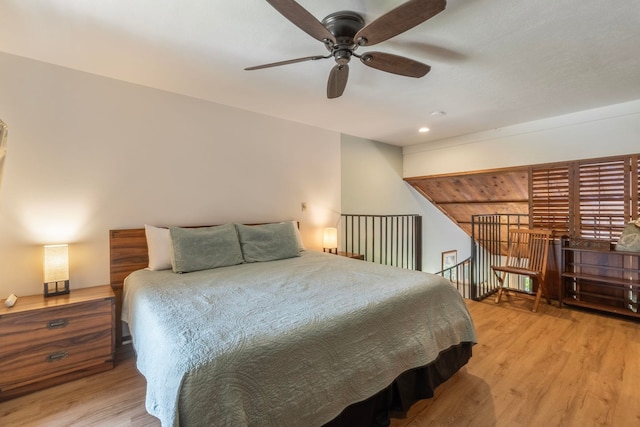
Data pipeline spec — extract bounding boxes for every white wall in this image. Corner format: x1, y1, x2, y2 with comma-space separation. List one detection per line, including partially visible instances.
341, 135, 469, 273
404, 99, 640, 176
0, 52, 341, 297
341, 134, 416, 216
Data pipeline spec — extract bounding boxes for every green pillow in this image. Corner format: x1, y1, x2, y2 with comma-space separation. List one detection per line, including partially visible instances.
169, 224, 243, 273
236, 222, 301, 263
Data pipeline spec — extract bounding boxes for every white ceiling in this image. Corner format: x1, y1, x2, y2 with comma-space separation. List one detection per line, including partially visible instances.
1, 0, 639, 147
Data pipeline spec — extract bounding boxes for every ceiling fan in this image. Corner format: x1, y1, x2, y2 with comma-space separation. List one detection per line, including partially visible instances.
245, 0, 446, 99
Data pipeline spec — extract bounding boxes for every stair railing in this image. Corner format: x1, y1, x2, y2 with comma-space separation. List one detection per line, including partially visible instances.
340, 214, 422, 270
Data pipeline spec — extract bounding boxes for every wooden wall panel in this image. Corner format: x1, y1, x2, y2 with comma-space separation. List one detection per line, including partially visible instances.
406, 167, 529, 235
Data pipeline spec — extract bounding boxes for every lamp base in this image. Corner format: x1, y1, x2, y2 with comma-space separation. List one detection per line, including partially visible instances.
323, 248, 338, 254
44, 280, 70, 297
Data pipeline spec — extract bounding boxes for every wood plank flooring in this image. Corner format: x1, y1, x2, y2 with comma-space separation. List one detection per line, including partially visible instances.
1, 298, 639, 426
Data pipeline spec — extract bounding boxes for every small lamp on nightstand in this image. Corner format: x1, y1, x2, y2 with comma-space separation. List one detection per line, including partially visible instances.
323, 227, 338, 254
44, 244, 70, 297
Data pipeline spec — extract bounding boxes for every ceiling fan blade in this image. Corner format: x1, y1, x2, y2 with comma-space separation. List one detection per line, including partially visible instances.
359, 52, 430, 78
245, 55, 328, 70
327, 64, 349, 99
354, 0, 446, 47
266, 0, 336, 44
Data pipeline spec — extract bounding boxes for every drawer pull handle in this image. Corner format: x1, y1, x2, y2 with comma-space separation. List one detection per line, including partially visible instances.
46, 351, 69, 363
47, 319, 69, 329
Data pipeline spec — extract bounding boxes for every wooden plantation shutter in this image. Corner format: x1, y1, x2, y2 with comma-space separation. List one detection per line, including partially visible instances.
577, 157, 629, 240
530, 164, 571, 234
529, 154, 639, 241
634, 155, 640, 221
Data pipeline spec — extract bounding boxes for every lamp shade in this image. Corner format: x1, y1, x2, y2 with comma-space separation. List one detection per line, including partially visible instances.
44, 244, 69, 283
323, 227, 338, 249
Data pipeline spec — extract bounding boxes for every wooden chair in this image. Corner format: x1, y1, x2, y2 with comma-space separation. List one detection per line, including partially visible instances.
492, 228, 553, 312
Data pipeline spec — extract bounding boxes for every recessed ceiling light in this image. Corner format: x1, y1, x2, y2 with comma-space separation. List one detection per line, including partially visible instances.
419, 127, 430, 133
430, 111, 447, 116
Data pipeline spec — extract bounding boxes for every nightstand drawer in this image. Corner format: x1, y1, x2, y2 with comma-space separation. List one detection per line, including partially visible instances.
0, 329, 113, 391
0, 299, 112, 357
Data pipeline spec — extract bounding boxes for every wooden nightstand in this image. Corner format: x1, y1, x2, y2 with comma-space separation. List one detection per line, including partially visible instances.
0, 285, 115, 401
338, 251, 365, 260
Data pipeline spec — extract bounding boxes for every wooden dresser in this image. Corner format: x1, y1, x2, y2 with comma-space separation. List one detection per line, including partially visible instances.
0, 285, 115, 400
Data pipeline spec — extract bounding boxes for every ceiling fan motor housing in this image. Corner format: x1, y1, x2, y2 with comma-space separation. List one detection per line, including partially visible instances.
321, 11, 365, 40
321, 11, 365, 64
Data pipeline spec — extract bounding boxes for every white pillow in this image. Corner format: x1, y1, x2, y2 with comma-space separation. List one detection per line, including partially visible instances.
144, 224, 172, 270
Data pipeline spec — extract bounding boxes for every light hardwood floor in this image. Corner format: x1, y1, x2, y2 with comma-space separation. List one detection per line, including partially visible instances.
1, 298, 639, 427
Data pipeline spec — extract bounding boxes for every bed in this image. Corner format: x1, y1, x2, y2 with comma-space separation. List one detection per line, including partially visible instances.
110, 222, 477, 427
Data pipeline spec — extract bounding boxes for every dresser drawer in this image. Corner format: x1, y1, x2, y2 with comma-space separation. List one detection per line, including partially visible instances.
0, 329, 113, 391
0, 299, 112, 357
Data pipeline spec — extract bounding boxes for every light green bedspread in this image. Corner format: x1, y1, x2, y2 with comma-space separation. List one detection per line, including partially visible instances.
122, 251, 477, 426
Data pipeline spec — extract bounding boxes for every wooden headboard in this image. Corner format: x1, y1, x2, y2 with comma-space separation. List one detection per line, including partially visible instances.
109, 228, 148, 346
109, 228, 149, 287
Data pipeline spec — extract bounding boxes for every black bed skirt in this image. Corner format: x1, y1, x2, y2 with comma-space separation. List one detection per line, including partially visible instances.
323, 342, 474, 427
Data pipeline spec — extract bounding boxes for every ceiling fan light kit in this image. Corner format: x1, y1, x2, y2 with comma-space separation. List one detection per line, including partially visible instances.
245, 0, 447, 99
